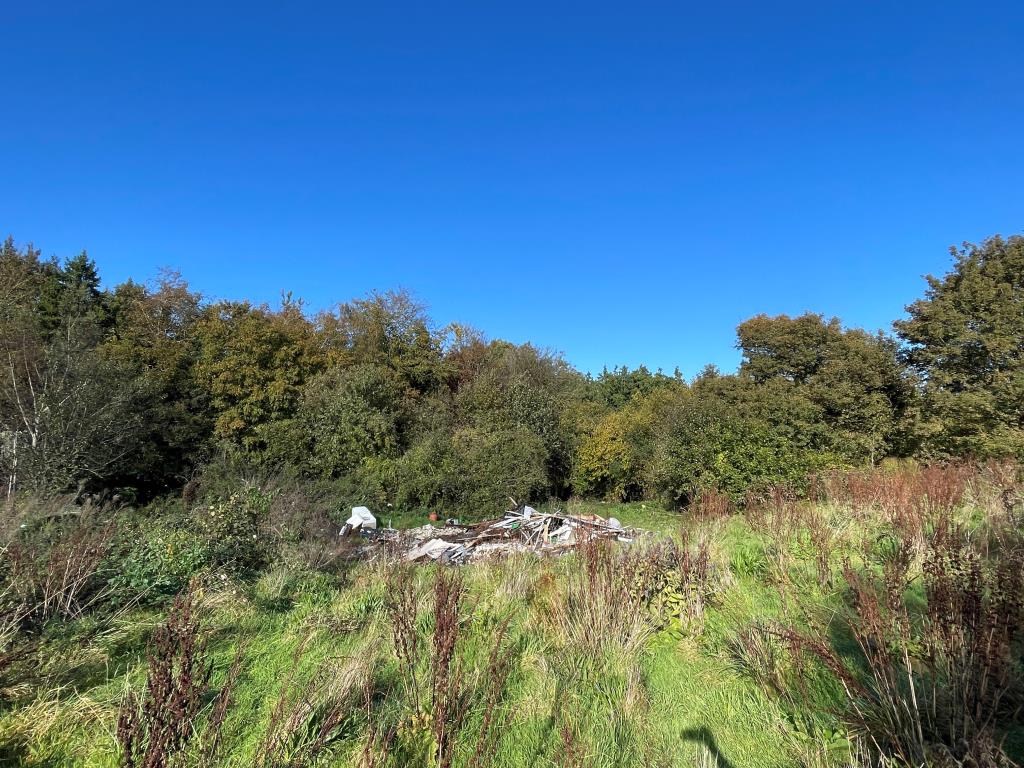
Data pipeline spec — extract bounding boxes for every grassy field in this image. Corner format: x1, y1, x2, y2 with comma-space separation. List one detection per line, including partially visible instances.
2, 473, 1023, 767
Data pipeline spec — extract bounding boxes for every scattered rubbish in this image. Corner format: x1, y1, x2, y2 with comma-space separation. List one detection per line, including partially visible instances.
341, 506, 377, 536
403, 538, 462, 562
373, 506, 642, 566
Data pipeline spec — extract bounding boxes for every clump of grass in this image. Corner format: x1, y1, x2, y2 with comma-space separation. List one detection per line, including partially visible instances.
552, 538, 654, 659
557, 720, 589, 768
804, 506, 840, 588
255, 635, 372, 767
745, 485, 802, 574
0, 580, 37, 701
383, 562, 422, 715
375, 562, 523, 768
359, 677, 398, 768
199, 643, 244, 765
6, 517, 116, 623
467, 615, 514, 768
552, 531, 724, 661
691, 487, 733, 521
779, 516, 1024, 766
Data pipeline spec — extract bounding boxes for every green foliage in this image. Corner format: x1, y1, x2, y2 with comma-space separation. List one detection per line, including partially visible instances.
651, 394, 835, 504
7, 225, 1024, 767
1, 239, 147, 494
729, 536, 770, 579
102, 273, 210, 493
572, 408, 642, 500
593, 365, 684, 409
571, 390, 684, 501
296, 363, 412, 478
12, 349, 146, 494
3, 230, 1023, 513
36, 250, 109, 345
193, 489, 274, 572
737, 312, 914, 462
317, 288, 444, 391
192, 300, 326, 460
895, 235, 1024, 458
109, 527, 209, 601
398, 426, 548, 516
455, 342, 582, 488
451, 426, 549, 511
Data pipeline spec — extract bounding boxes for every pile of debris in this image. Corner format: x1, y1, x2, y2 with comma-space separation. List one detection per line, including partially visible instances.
382, 506, 640, 565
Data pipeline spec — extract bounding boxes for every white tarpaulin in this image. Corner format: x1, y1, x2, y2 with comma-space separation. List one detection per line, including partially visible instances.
404, 538, 457, 562
346, 506, 377, 530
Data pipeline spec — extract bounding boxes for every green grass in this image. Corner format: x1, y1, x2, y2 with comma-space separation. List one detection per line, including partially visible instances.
5, 496, 1020, 767
0, 505, 811, 767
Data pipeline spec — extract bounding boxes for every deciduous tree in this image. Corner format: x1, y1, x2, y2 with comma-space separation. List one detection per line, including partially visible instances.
895, 235, 1024, 457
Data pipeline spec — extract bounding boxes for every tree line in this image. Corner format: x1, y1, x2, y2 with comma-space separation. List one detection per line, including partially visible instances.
2, 234, 1022, 514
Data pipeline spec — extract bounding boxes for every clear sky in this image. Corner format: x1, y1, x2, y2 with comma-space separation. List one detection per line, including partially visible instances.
3, 2, 1022, 376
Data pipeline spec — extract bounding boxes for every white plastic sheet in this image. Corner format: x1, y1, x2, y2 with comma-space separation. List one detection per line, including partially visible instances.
346, 506, 377, 530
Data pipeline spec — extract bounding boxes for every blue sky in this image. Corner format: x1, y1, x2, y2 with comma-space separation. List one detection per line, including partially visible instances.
3, 1, 1022, 376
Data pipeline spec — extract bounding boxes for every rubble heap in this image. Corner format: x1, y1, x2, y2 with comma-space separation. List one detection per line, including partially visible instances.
388, 506, 640, 565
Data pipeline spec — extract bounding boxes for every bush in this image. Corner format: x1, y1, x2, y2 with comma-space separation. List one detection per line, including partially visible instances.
397, 427, 548, 517
651, 397, 836, 505
109, 527, 208, 602
193, 489, 273, 572
296, 363, 413, 479
571, 408, 646, 501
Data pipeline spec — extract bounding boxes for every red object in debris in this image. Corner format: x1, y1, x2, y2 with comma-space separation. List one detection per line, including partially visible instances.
428, 512, 438, 522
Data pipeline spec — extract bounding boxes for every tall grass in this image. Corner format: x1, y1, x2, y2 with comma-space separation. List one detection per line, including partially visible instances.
776, 466, 1024, 766
6, 517, 116, 622
5, 460, 1020, 767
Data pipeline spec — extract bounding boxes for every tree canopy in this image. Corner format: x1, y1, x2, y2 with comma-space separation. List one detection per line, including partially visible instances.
2, 232, 1021, 512
895, 235, 1024, 457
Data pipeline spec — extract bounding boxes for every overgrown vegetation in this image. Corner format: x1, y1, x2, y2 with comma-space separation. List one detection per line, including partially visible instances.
4, 234, 1022, 512
1, 232, 1023, 766
1, 463, 1021, 766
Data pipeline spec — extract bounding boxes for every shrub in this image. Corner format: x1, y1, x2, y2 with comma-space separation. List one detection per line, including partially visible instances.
109, 527, 209, 602
571, 408, 647, 501
193, 489, 273, 572
397, 427, 548, 518
296, 363, 413, 479
651, 398, 835, 505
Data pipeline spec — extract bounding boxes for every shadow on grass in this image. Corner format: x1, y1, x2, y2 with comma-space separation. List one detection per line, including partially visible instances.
681, 727, 737, 768
0, 742, 62, 767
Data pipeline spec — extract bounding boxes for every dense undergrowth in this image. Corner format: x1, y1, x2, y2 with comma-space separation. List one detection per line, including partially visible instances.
1, 461, 1023, 767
